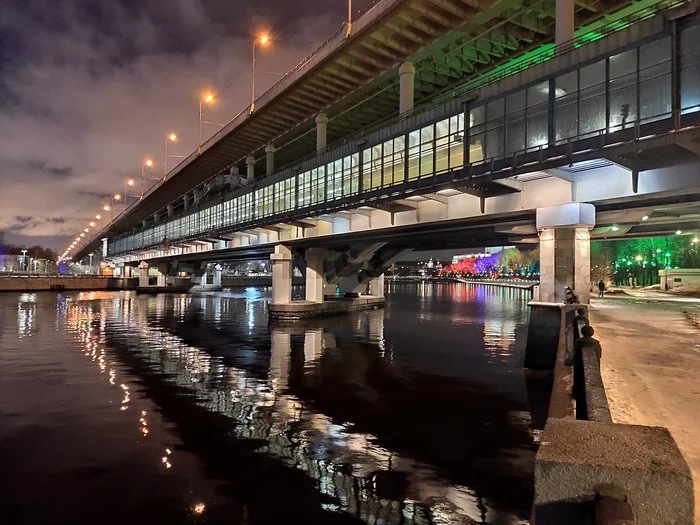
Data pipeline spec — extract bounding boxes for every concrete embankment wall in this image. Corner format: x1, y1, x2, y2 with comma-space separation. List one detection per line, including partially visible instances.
221, 276, 304, 287
0, 277, 137, 292
527, 304, 694, 524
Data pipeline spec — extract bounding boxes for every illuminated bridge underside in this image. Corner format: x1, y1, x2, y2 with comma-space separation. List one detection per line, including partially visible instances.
80, 0, 679, 239
107, 13, 700, 264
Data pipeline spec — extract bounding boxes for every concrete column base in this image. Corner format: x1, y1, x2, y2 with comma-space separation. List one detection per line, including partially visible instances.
270, 245, 293, 304
305, 248, 326, 303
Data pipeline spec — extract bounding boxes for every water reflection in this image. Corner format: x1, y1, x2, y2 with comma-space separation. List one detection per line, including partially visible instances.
0, 284, 540, 525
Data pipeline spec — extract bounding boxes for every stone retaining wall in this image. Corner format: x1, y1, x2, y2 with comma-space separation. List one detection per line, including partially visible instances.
0, 276, 137, 292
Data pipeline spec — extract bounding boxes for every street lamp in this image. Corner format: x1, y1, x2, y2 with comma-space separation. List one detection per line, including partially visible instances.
141, 158, 157, 198
104, 204, 112, 221
199, 92, 222, 147
164, 133, 183, 177
124, 178, 137, 206
250, 33, 271, 114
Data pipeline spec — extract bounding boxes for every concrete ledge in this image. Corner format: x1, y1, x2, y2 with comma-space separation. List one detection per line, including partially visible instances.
189, 284, 223, 293
534, 419, 694, 525
582, 348, 612, 423
136, 284, 193, 294
269, 296, 385, 321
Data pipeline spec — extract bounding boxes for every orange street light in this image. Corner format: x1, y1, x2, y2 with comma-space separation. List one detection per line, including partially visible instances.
89, 222, 95, 227
251, 33, 272, 113
199, 92, 222, 147
164, 133, 183, 177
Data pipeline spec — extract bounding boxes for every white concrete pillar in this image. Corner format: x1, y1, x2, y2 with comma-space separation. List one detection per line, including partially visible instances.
369, 273, 385, 298
265, 144, 276, 175
537, 204, 595, 304
156, 267, 166, 287
315, 113, 328, 152
555, 0, 575, 46
270, 244, 293, 304
305, 248, 326, 303
201, 271, 208, 286
167, 204, 174, 218
138, 261, 149, 287
246, 155, 256, 181
399, 62, 416, 115
213, 264, 222, 288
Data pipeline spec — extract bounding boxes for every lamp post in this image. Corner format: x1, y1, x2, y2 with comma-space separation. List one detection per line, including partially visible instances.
124, 178, 137, 207
346, 0, 352, 37
104, 204, 113, 221
141, 158, 156, 198
199, 92, 217, 147
250, 33, 271, 114
21, 249, 27, 272
164, 133, 183, 178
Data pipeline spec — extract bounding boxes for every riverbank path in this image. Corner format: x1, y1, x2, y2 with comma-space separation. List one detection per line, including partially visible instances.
588, 295, 700, 522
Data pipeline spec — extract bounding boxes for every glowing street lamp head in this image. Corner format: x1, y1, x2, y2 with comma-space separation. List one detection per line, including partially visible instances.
202, 92, 215, 105
80, 233, 85, 238
168, 133, 177, 142
103, 205, 111, 211
127, 179, 135, 186
89, 222, 95, 227
258, 33, 270, 46
114, 194, 121, 201
84, 228, 89, 233
144, 158, 154, 167
95, 214, 101, 220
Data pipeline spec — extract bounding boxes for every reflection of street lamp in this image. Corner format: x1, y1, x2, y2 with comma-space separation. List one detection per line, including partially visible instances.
21, 249, 27, 271
250, 33, 271, 114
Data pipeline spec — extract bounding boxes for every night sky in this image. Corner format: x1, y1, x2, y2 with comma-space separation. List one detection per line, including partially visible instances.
0, 0, 376, 251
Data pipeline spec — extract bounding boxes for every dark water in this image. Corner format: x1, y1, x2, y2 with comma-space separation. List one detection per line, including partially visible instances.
0, 283, 546, 525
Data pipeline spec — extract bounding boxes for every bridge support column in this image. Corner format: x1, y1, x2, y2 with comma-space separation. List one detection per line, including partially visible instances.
156, 266, 167, 287
369, 274, 385, 298
270, 244, 292, 304
305, 248, 326, 303
265, 145, 276, 175
213, 264, 222, 288
167, 204, 174, 218
246, 155, 255, 181
537, 203, 595, 304
315, 113, 328, 152
555, 0, 574, 46
138, 261, 149, 287
201, 271, 208, 286
399, 62, 415, 115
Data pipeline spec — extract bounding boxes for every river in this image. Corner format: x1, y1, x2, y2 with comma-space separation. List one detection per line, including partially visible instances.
0, 283, 548, 524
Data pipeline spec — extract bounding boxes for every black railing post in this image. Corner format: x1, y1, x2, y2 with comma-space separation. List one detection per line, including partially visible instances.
548, 77, 556, 146
671, 19, 681, 127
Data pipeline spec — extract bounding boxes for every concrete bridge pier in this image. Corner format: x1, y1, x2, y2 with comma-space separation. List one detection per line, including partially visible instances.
138, 261, 149, 288
537, 203, 595, 305
212, 264, 222, 288
305, 248, 326, 303
270, 244, 293, 305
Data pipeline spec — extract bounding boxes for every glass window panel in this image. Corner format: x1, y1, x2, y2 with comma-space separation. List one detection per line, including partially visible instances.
554, 71, 578, 142
681, 25, 700, 114
506, 91, 526, 154
580, 60, 605, 90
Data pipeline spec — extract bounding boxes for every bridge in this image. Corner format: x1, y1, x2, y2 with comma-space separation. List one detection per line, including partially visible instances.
69, 0, 700, 307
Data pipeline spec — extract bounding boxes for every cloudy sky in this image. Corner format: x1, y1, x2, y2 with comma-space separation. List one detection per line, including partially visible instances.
0, 0, 374, 251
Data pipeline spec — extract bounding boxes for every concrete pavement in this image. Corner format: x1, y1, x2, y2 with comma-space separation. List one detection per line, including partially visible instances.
589, 296, 700, 522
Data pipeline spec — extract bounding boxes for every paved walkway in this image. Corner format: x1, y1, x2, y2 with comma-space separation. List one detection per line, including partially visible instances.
589, 295, 700, 521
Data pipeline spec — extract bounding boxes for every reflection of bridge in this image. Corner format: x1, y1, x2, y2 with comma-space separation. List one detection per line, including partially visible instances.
84, 293, 539, 523
75, 1, 700, 306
